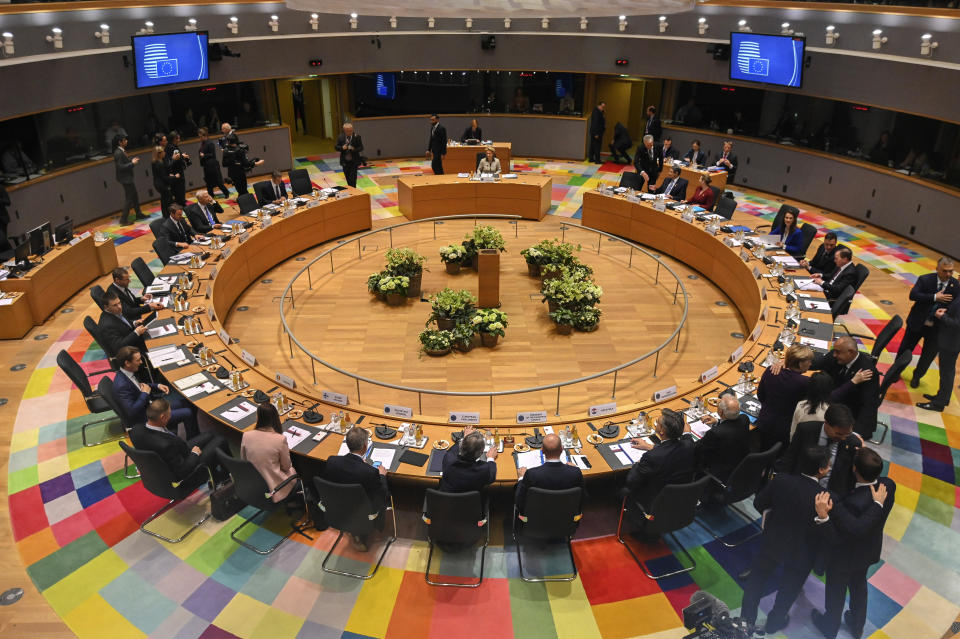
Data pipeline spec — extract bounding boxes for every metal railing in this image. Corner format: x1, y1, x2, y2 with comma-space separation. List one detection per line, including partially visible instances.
278, 214, 689, 418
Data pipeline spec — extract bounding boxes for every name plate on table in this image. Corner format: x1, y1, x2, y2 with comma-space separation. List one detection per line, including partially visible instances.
740, 249, 751, 262
517, 410, 548, 424
588, 402, 617, 418
448, 411, 480, 424
724, 237, 736, 248
207, 306, 215, 321
730, 345, 744, 362
218, 329, 230, 344
209, 267, 217, 279
626, 194, 640, 204
762, 305, 769, 321
275, 372, 297, 390
751, 323, 764, 341
700, 366, 719, 383
753, 266, 761, 279
222, 246, 232, 258
653, 385, 678, 402
336, 190, 349, 199
321, 389, 347, 405
238, 232, 249, 244
761, 288, 768, 300
69, 237, 82, 246
261, 217, 271, 228
205, 284, 212, 299
384, 404, 413, 419
653, 200, 666, 212
240, 350, 256, 367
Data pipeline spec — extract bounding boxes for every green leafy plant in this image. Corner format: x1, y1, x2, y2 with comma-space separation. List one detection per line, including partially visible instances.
427, 288, 477, 324
573, 307, 603, 329
471, 308, 509, 337
467, 225, 506, 252
549, 308, 577, 326
384, 248, 426, 277
541, 275, 603, 309
377, 274, 410, 296
438, 244, 466, 264
419, 329, 453, 351
367, 271, 385, 293
450, 321, 476, 346
522, 239, 579, 266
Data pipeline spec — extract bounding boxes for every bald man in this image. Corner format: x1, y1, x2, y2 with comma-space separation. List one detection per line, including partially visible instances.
515, 433, 584, 512
695, 394, 751, 483
335, 122, 363, 188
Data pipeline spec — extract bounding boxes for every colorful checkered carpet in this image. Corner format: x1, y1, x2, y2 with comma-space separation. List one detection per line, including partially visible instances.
5, 156, 959, 638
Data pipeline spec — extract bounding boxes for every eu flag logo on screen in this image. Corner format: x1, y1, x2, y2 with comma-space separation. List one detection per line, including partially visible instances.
730, 33, 804, 88
133, 32, 209, 89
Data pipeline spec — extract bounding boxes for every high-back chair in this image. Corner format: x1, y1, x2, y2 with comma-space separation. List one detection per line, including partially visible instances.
422, 489, 489, 587
513, 487, 582, 582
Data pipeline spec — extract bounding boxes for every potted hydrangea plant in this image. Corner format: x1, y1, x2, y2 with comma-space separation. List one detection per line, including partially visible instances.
384, 248, 426, 297
549, 308, 576, 335
573, 307, 602, 332
472, 307, 508, 347
426, 288, 477, 330
462, 224, 506, 269
439, 244, 466, 275
367, 271, 386, 299
419, 329, 453, 356
377, 274, 410, 306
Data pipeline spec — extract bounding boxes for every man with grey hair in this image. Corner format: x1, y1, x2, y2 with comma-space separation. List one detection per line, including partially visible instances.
696, 394, 751, 483
633, 133, 663, 192
335, 122, 363, 188
322, 426, 389, 550
439, 425, 498, 493
897, 256, 958, 389
185, 189, 224, 233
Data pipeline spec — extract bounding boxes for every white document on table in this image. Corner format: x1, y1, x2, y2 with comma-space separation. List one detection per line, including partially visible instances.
516, 449, 544, 469
370, 448, 396, 468
174, 372, 207, 390
182, 381, 218, 398
690, 420, 712, 439
799, 336, 830, 350
147, 323, 177, 339
804, 299, 832, 310
221, 401, 257, 423
284, 426, 311, 449
621, 444, 646, 464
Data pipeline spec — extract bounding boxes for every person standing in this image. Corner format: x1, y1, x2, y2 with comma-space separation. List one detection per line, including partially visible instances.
917, 294, 960, 412
426, 114, 447, 175
588, 101, 606, 163
150, 146, 175, 219
164, 131, 190, 207
335, 122, 363, 188
644, 106, 662, 141
113, 135, 144, 226
197, 127, 229, 199
633, 135, 663, 192
897, 257, 957, 389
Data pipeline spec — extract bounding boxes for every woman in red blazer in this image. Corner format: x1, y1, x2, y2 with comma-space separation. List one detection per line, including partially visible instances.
686, 174, 715, 210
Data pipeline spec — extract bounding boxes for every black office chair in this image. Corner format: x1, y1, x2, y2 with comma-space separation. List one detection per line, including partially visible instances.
89, 284, 106, 310
82, 315, 113, 363
830, 285, 856, 320
696, 443, 781, 548
513, 487, 582, 582
56, 349, 119, 447
98, 376, 143, 479
617, 476, 711, 580
475, 152, 486, 169
874, 350, 913, 445
852, 263, 870, 292
217, 451, 313, 555
288, 168, 312, 196
422, 489, 490, 587
797, 223, 818, 257
714, 195, 737, 220
869, 315, 904, 358
131, 257, 155, 288
252, 181, 274, 206
149, 219, 166, 240
708, 186, 722, 212
153, 239, 176, 266
619, 171, 645, 190
119, 441, 212, 543
313, 477, 396, 580
236, 193, 259, 215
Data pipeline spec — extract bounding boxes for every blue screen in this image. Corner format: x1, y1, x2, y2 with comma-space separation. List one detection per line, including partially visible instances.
375, 72, 397, 100
729, 33, 805, 88
132, 32, 209, 89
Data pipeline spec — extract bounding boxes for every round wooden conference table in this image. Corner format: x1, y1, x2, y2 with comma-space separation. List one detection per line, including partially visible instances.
141, 183, 829, 484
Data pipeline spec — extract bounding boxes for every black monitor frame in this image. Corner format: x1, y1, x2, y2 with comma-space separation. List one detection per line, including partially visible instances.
28, 221, 53, 257
54, 219, 74, 245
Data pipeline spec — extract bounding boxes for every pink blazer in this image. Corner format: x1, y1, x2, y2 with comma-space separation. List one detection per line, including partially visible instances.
241, 429, 296, 501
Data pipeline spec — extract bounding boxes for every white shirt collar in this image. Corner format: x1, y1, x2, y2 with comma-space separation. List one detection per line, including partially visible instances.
855, 480, 877, 488
144, 422, 167, 434
121, 367, 138, 384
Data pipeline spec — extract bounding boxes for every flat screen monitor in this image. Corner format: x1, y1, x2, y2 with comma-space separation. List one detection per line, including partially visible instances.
14, 239, 30, 266
555, 73, 574, 99
375, 72, 397, 100
132, 32, 209, 89
729, 32, 805, 88
54, 219, 74, 244
28, 222, 52, 256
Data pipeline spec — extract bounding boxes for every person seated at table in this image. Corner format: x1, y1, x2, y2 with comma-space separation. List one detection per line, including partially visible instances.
683, 139, 705, 166
322, 426, 389, 550
98, 290, 148, 357
185, 190, 224, 234
685, 174, 715, 210
696, 394, 751, 484
113, 345, 198, 437
476, 146, 501, 175
662, 136, 680, 162
715, 140, 738, 181
241, 403, 297, 503
160, 203, 197, 248
460, 119, 483, 143
799, 232, 842, 278
812, 247, 857, 302
515, 433, 584, 512
772, 208, 805, 256
439, 425, 498, 493
651, 165, 688, 200
625, 409, 696, 526
755, 344, 813, 452
108, 266, 162, 320
608, 122, 632, 164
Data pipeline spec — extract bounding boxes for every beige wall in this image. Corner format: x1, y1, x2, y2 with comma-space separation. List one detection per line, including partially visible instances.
595, 77, 632, 156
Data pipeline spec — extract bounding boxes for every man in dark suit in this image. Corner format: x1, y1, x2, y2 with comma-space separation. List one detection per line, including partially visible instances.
651, 165, 688, 200
812, 448, 894, 639
644, 105, 662, 141
113, 135, 144, 226
896, 257, 957, 390
608, 122, 632, 164
335, 122, 363, 188
695, 395, 751, 484
812, 247, 858, 302
811, 337, 880, 439
164, 131, 189, 207
254, 171, 288, 206
185, 190, 224, 234
108, 266, 162, 320
439, 426, 498, 493
113, 346, 198, 437
322, 426, 389, 550
426, 114, 447, 175
130, 398, 228, 482
161, 204, 198, 247
98, 290, 148, 358
661, 137, 680, 162
588, 101, 605, 163
515, 433, 583, 512
740, 446, 833, 633
918, 294, 960, 412
779, 404, 862, 495
633, 134, 663, 192
715, 140, 738, 182
800, 232, 842, 278
625, 409, 696, 516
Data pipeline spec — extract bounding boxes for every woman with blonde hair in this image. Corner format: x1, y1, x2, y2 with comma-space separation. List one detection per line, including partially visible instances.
476, 146, 501, 175
755, 344, 814, 450
150, 145, 174, 218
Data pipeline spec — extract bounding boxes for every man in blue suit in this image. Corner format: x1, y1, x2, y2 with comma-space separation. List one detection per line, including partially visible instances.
651, 165, 688, 200
897, 257, 957, 388
113, 345, 198, 437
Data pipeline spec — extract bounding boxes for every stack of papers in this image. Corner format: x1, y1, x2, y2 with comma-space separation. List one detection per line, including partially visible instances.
173, 372, 208, 390
147, 323, 177, 339
608, 442, 645, 465
146, 345, 188, 368
370, 448, 396, 468
182, 381, 219, 397
690, 420, 712, 439
169, 253, 195, 265
284, 425, 312, 449
794, 278, 823, 292
221, 401, 257, 423
803, 299, 832, 311
516, 449, 569, 469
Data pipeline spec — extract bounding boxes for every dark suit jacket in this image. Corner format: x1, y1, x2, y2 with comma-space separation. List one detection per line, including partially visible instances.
905, 272, 960, 332
161, 216, 197, 245
772, 225, 805, 256
460, 127, 483, 143
427, 123, 448, 156
254, 180, 288, 206
808, 243, 843, 278
695, 414, 751, 482
151, 160, 173, 193
322, 453, 388, 512
937, 295, 960, 352
716, 152, 738, 181
825, 477, 895, 571
114, 147, 136, 184
633, 145, 664, 187
662, 145, 680, 162
821, 262, 858, 300
129, 423, 201, 480
113, 370, 157, 427
589, 107, 606, 137
625, 435, 696, 510
778, 420, 860, 495
753, 473, 829, 568
108, 282, 150, 320
439, 442, 497, 493
97, 310, 145, 357
653, 176, 688, 199
611, 122, 631, 149
185, 201, 223, 234
683, 148, 706, 166
756, 367, 809, 448
335, 133, 364, 167
645, 115, 662, 141
515, 460, 584, 512
812, 350, 880, 438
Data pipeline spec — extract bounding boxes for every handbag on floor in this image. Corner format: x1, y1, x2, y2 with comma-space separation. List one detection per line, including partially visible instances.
210, 479, 243, 521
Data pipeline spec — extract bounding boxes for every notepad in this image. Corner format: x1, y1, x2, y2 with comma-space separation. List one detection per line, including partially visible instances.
174, 372, 207, 390
284, 426, 311, 449
147, 323, 177, 339
370, 448, 396, 468
221, 401, 257, 423
804, 299, 832, 311
182, 381, 218, 397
